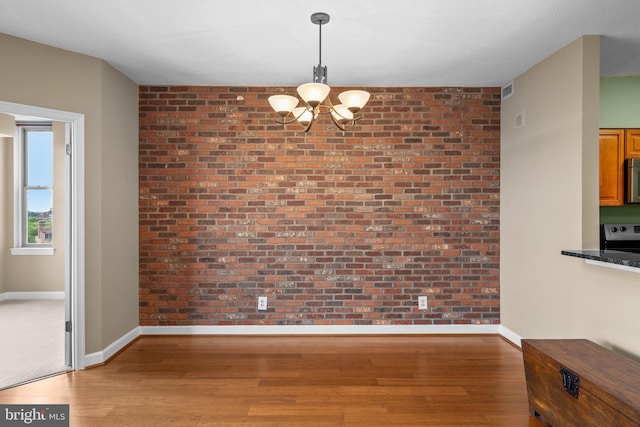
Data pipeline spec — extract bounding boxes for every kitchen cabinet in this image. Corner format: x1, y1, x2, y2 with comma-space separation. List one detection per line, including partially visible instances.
625, 129, 640, 157
600, 129, 625, 206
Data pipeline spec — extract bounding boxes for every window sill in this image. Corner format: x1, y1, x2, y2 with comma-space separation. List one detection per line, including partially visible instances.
9, 247, 55, 256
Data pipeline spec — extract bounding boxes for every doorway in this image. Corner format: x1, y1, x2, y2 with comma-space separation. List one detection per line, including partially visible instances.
0, 101, 85, 388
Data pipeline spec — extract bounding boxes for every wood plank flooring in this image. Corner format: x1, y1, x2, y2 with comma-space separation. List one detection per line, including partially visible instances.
0, 335, 546, 426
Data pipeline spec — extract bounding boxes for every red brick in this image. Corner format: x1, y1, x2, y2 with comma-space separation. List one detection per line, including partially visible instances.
139, 86, 500, 326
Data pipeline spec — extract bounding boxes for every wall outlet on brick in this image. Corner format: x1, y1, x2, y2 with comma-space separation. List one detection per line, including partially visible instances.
418, 296, 428, 310
138, 86, 501, 326
258, 296, 268, 311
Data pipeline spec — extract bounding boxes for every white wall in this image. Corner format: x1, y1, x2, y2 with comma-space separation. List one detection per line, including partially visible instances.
501, 36, 640, 359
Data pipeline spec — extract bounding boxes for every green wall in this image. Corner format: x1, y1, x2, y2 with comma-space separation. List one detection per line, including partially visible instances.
600, 205, 640, 223
601, 76, 640, 127
599, 76, 640, 223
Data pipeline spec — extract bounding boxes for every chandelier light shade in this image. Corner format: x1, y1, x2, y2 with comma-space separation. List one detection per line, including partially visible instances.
338, 90, 371, 114
268, 12, 370, 132
268, 95, 299, 117
292, 106, 314, 127
297, 83, 330, 107
330, 104, 354, 125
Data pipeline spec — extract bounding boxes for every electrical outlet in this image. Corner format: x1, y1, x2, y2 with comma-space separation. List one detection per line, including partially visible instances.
418, 296, 428, 310
258, 296, 268, 311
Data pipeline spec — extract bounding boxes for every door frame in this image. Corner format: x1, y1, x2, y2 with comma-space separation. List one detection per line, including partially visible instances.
0, 100, 85, 370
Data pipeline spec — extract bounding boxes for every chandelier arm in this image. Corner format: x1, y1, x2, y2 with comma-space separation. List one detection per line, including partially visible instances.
321, 95, 338, 116
270, 12, 366, 132
273, 104, 315, 126
330, 108, 351, 121
327, 95, 364, 121
275, 114, 303, 125
303, 105, 320, 132
303, 120, 314, 133
293, 105, 314, 121
328, 111, 347, 131
315, 104, 332, 115
324, 95, 334, 107
325, 96, 357, 126
293, 104, 316, 132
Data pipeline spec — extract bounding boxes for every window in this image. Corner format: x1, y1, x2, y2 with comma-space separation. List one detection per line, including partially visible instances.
10, 122, 55, 255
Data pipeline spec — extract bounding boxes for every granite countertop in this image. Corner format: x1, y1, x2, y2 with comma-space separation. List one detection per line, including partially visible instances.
561, 249, 640, 269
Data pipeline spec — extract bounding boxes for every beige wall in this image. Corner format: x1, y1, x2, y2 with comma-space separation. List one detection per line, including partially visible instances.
501, 36, 640, 359
0, 135, 6, 293
0, 114, 12, 293
0, 33, 138, 354
99, 61, 139, 347
3, 122, 65, 293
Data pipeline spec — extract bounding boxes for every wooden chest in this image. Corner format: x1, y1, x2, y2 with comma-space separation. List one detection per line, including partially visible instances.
522, 339, 640, 427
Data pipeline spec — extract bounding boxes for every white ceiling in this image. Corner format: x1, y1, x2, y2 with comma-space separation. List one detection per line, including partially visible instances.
1, 0, 640, 87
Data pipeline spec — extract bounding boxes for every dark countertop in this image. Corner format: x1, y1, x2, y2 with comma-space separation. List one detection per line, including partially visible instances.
561, 249, 640, 269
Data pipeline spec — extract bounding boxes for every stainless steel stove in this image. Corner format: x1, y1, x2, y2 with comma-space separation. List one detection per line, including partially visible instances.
600, 224, 640, 253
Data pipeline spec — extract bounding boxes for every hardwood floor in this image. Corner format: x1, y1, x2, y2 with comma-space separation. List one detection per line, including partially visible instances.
0, 335, 546, 426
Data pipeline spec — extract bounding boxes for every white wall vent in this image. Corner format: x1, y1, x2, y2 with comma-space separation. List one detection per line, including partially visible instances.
501, 81, 514, 100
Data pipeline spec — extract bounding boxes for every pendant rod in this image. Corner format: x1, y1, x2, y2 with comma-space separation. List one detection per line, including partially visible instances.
311, 12, 330, 66
318, 20, 322, 65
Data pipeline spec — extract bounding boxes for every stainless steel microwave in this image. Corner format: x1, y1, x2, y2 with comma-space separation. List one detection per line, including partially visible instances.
628, 158, 640, 204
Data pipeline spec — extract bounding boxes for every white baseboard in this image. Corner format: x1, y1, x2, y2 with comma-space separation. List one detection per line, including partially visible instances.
499, 325, 523, 348
83, 323, 516, 368
139, 324, 501, 336
84, 326, 141, 368
0, 291, 65, 301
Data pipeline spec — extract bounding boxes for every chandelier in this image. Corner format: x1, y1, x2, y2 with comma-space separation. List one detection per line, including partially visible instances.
268, 12, 370, 132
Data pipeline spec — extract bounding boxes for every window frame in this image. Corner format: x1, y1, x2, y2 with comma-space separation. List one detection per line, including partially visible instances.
10, 122, 55, 256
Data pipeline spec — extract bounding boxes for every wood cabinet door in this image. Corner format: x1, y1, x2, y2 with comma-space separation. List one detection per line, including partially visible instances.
625, 129, 640, 158
600, 129, 625, 206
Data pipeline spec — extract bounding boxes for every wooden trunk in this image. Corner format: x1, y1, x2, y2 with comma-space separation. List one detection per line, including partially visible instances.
522, 339, 640, 427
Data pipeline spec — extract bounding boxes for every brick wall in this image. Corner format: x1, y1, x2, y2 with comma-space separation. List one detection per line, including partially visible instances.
139, 86, 501, 326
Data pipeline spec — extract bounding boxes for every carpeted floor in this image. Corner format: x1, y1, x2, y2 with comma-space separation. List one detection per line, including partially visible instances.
0, 299, 68, 390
